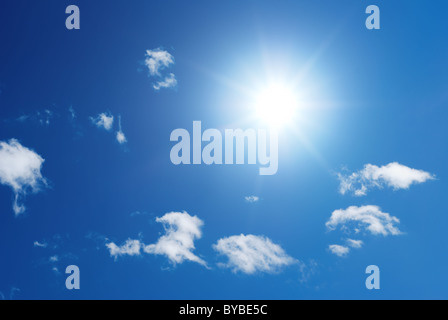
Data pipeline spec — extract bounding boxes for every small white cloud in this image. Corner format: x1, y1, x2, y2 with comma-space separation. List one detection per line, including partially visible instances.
106, 239, 142, 259
33, 241, 48, 248
0, 139, 47, 215
145, 49, 175, 76
245, 196, 260, 203
90, 112, 114, 131
49, 255, 59, 263
144, 49, 177, 91
115, 116, 127, 144
338, 162, 435, 196
213, 234, 297, 274
346, 239, 363, 249
144, 212, 207, 266
153, 73, 177, 91
116, 131, 127, 144
329, 245, 350, 257
326, 205, 402, 236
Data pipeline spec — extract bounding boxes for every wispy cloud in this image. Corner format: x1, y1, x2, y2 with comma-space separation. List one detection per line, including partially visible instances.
153, 73, 177, 91
0, 139, 47, 215
326, 205, 402, 236
346, 239, 363, 249
33, 241, 48, 248
16, 109, 54, 127
9, 287, 20, 300
144, 48, 177, 91
245, 196, 260, 203
90, 112, 114, 131
213, 234, 297, 274
338, 162, 435, 196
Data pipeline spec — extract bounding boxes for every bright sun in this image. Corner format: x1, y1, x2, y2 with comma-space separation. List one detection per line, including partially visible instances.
254, 84, 299, 128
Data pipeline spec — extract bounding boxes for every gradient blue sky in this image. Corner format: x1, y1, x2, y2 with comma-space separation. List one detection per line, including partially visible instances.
0, 0, 447, 300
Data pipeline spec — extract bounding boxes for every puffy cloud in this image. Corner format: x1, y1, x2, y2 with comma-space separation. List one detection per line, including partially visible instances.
338, 162, 435, 196
0, 139, 47, 215
106, 239, 142, 259
213, 234, 297, 274
245, 196, 260, 203
145, 49, 175, 76
326, 205, 402, 236
106, 212, 206, 267
144, 49, 177, 91
329, 245, 350, 257
144, 212, 207, 266
116, 131, 127, 144
90, 112, 114, 131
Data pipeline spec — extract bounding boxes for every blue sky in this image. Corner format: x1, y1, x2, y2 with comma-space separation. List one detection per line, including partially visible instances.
0, 0, 447, 300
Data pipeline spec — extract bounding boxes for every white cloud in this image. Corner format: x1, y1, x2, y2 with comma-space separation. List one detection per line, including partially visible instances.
116, 131, 127, 144
144, 49, 177, 91
153, 73, 177, 91
245, 196, 260, 203
326, 205, 402, 236
115, 116, 127, 144
346, 239, 363, 249
329, 245, 350, 257
106, 239, 142, 259
49, 255, 59, 263
90, 112, 114, 131
213, 234, 297, 274
338, 162, 435, 196
0, 139, 47, 215
34, 241, 48, 248
145, 49, 175, 76
105, 212, 207, 267
144, 212, 207, 266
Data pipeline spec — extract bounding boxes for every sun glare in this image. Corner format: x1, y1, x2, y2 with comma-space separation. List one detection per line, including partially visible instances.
254, 84, 299, 128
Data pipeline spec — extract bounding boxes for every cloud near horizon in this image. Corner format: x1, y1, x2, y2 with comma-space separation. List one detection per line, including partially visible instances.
213, 234, 297, 274
338, 162, 435, 196
0, 139, 47, 215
